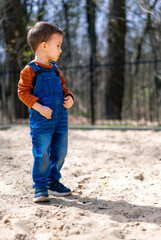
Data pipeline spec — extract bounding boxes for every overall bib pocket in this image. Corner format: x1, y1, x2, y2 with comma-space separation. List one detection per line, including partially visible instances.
43, 73, 62, 95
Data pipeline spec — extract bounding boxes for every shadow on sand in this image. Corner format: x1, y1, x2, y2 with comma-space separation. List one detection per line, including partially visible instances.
38, 194, 161, 225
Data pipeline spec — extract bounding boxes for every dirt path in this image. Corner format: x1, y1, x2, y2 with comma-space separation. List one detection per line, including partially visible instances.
0, 126, 161, 240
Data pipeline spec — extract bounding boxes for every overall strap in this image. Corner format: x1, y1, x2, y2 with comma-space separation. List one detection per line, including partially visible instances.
28, 61, 41, 73
49, 61, 60, 77
27, 62, 41, 91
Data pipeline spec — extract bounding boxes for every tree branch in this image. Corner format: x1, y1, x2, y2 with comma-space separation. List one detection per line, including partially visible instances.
137, 0, 158, 19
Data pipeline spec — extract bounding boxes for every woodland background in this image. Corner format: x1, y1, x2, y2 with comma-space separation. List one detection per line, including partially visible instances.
0, 0, 161, 125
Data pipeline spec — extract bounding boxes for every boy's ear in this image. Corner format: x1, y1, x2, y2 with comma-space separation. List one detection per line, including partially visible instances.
40, 42, 47, 51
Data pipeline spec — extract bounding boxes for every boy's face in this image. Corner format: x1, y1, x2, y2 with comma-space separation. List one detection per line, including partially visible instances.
45, 33, 63, 62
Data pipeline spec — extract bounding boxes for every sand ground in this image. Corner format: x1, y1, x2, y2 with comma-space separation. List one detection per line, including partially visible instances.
0, 125, 161, 240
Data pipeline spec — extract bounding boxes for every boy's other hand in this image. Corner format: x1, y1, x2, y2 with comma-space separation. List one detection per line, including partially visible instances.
32, 102, 52, 119
63, 96, 74, 108
39, 106, 53, 119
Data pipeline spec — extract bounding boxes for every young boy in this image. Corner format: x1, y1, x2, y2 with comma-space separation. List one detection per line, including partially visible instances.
18, 21, 74, 203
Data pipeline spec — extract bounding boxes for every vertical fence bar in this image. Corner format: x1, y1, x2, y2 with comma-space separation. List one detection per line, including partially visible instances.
90, 55, 95, 125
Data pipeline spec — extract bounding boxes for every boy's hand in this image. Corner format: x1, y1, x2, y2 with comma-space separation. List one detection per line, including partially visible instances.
39, 106, 53, 119
63, 95, 74, 108
32, 102, 53, 119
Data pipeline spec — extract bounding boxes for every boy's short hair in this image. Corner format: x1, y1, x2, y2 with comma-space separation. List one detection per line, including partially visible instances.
27, 21, 64, 52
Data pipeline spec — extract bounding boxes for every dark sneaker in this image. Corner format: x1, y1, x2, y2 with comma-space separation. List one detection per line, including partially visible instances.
33, 188, 49, 203
48, 181, 71, 196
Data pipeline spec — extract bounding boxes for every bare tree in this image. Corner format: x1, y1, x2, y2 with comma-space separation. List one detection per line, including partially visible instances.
1, 0, 27, 122
86, 0, 97, 58
0, 0, 48, 122
37, 0, 47, 21
106, 0, 126, 119
86, 0, 97, 124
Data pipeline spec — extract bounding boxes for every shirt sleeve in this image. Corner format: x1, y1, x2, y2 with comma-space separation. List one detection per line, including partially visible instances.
57, 67, 74, 100
17, 65, 40, 109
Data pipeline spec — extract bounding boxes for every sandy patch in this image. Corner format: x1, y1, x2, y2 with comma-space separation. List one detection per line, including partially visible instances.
0, 126, 161, 239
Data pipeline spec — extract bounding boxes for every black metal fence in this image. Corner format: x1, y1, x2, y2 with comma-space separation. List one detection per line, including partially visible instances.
60, 59, 161, 125
0, 59, 161, 125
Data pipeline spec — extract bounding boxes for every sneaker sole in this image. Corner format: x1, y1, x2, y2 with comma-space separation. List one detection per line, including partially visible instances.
48, 190, 71, 196
33, 196, 49, 203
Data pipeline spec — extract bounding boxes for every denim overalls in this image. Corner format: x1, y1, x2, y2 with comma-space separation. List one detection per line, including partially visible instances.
28, 62, 68, 190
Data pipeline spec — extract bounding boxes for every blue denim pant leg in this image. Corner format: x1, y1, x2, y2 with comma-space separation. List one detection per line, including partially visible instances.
47, 108, 68, 182
31, 133, 52, 189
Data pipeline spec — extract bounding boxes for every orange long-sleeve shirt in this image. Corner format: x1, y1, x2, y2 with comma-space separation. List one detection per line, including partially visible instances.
18, 61, 74, 109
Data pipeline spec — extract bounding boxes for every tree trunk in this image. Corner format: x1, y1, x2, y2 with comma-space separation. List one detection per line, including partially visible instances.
37, 0, 47, 21
86, 0, 97, 124
86, 0, 97, 57
1, 0, 28, 121
106, 0, 126, 119
62, 0, 72, 61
